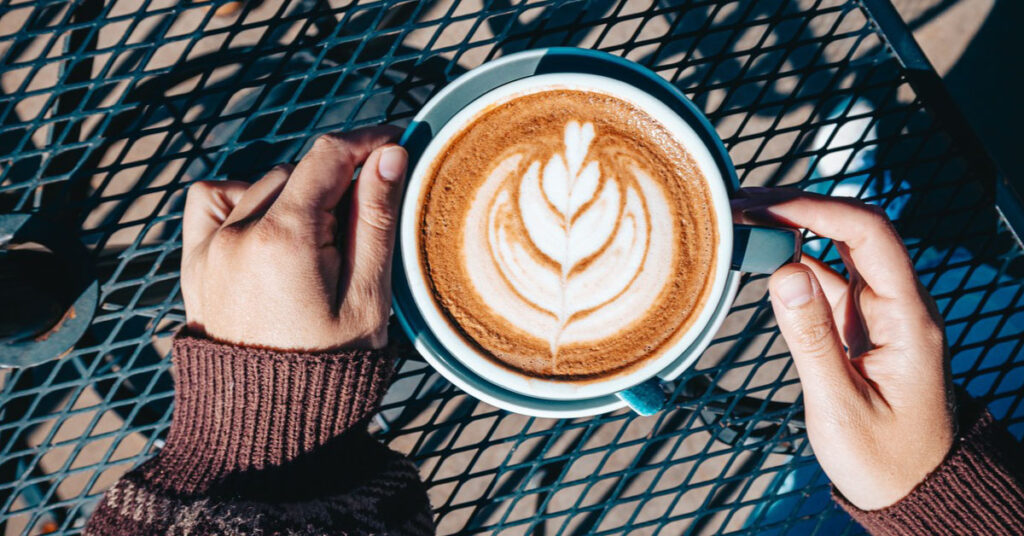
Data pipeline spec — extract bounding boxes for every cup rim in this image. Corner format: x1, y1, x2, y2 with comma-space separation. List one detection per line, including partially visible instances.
392, 271, 741, 418
395, 47, 740, 407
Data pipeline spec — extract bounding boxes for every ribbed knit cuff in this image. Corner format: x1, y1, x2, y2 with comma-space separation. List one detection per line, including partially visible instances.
144, 332, 395, 495
834, 404, 1024, 535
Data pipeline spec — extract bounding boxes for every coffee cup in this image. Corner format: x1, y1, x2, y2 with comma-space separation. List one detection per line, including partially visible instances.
394, 48, 800, 417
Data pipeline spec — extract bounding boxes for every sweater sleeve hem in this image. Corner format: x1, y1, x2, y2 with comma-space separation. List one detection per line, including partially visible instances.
144, 331, 396, 494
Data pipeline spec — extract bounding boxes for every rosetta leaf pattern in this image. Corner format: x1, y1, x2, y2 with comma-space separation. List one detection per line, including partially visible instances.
488, 121, 651, 350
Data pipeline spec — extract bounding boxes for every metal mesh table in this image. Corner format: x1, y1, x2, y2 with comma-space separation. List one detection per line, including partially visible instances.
2, 0, 1023, 534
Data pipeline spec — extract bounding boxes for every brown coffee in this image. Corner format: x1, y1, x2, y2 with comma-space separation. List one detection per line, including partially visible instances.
418, 89, 717, 381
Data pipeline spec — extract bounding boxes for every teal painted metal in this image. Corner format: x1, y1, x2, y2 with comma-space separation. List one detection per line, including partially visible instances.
1, 1, 1020, 535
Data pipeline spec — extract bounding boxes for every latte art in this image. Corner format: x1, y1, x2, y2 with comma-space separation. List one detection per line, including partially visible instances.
481, 121, 659, 355
420, 89, 716, 380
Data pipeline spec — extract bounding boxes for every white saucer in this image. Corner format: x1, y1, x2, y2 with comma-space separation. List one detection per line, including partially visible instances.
392, 48, 744, 418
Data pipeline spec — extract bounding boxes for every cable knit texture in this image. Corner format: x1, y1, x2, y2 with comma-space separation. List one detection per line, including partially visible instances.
834, 401, 1024, 535
84, 332, 435, 536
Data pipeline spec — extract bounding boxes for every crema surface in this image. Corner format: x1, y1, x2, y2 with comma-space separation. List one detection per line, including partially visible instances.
419, 90, 717, 380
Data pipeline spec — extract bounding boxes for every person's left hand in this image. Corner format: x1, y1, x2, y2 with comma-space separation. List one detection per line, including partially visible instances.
734, 188, 954, 511
180, 126, 408, 351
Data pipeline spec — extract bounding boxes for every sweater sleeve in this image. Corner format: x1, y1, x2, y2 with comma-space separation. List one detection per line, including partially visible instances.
833, 400, 1024, 535
84, 332, 435, 536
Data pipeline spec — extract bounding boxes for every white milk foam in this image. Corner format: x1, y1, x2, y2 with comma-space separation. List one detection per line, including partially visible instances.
464, 121, 675, 354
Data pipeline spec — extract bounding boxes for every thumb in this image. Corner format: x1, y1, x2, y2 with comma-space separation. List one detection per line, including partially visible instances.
769, 263, 859, 404
276, 126, 402, 213
345, 144, 408, 306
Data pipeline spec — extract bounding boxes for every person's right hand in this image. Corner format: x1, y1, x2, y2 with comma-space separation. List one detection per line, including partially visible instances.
736, 189, 955, 511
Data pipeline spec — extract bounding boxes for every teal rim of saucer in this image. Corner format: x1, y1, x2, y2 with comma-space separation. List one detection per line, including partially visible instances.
392, 47, 741, 418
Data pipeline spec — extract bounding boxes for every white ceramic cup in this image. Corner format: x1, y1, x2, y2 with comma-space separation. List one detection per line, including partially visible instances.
399, 73, 735, 402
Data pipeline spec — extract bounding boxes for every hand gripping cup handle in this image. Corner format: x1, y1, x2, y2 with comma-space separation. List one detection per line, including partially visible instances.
617, 224, 802, 415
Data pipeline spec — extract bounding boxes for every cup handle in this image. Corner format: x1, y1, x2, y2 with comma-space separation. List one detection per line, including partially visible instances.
731, 224, 802, 274
615, 228, 799, 415
616, 377, 667, 416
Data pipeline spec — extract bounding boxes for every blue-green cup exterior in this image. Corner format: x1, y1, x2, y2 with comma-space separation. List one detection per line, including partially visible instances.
395, 48, 797, 417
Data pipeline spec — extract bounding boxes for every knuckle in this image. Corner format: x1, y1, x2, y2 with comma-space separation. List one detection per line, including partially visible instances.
185, 181, 218, 205
863, 204, 893, 230
357, 199, 399, 233
920, 291, 945, 326
847, 203, 896, 247
211, 223, 244, 247
188, 180, 215, 196
311, 133, 339, 151
267, 163, 294, 177
898, 299, 944, 340
320, 213, 338, 239
310, 133, 353, 160
302, 134, 357, 177
206, 231, 244, 268
208, 225, 246, 257
791, 316, 837, 356
863, 202, 888, 219
259, 206, 319, 245
252, 212, 293, 244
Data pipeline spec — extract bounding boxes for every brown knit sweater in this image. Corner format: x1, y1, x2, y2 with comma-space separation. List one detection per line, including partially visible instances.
84, 333, 435, 535
84, 333, 1024, 535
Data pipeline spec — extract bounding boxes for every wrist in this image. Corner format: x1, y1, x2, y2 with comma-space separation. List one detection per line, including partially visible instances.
185, 320, 389, 353
835, 424, 955, 511
833, 403, 1024, 535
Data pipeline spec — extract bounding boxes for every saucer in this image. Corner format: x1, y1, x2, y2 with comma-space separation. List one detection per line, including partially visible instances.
393, 48, 742, 418
392, 269, 739, 418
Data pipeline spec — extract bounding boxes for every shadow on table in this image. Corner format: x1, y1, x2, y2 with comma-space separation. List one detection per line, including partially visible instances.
944, 0, 1024, 188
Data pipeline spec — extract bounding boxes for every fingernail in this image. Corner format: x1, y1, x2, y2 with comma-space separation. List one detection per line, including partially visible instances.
377, 146, 407, 182
775, 271, 814, 309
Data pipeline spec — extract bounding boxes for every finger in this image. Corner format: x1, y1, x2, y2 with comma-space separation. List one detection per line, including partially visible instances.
275, 125, 403, 214
731, 200, 763, 226
769, 263, 864, 404
741, 192, 917, 300
801, 255, 847, 308
734, 197, 849, 308
731, 187, 802, 212
735, 200, 862, 349
735, 197, 861, 347
224, 164, 292, 226
800, 255, 871, 355
345, 144, 408, 305
182, 180, 249, 252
